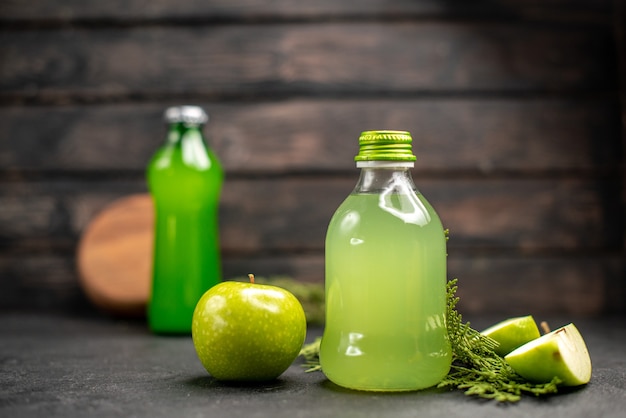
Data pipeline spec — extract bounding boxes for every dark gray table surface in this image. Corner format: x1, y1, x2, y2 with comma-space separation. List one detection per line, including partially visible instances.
1, 313, 624, 418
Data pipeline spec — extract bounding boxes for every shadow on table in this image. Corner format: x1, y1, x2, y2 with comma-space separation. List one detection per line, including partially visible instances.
318, 379, 450, 396
184, 375, 290, 392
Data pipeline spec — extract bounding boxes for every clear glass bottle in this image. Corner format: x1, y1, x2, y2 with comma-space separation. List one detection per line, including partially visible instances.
320, 130, 451, 391
146, 106, 224, 334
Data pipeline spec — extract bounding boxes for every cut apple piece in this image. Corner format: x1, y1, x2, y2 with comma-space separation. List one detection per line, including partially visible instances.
481, 315, 541, 357
504, 323, 592, 386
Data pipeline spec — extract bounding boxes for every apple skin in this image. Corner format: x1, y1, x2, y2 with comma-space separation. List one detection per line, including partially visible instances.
504, 323, 591, 386
192, 280, 307, 381
481, 315, 541, 357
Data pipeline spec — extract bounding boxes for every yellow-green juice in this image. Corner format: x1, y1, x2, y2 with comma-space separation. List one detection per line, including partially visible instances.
320, 191, 451, 391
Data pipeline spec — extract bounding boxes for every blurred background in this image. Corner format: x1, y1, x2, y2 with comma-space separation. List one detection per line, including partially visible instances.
0, 0, 624, 318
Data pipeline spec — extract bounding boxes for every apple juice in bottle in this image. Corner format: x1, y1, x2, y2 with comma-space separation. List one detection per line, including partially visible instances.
147, 106, 224, 334
320, 130, 451, 391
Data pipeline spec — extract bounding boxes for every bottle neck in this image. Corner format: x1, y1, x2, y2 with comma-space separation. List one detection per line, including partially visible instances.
166, 123, 204, 145
354, 161, 417, 194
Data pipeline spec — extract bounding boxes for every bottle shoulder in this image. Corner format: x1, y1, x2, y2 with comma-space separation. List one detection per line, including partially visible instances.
147, 142, 223, 175
329, 192, 443, 230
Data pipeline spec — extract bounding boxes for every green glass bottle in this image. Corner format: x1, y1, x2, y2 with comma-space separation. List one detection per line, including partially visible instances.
320, 130, 452, 391
146, 106, 224, 334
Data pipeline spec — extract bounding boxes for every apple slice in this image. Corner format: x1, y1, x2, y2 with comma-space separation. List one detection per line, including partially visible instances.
481, 315, 541, 357
504, 323, 592, 386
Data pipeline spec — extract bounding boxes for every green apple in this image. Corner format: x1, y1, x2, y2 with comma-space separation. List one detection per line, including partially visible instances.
480, 315, 541, 357
504, 323, 592, 386
192, 274, 307, 381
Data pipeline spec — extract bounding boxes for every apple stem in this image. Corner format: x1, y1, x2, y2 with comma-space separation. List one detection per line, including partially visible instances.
248, 273, 255, 284
540, 321, 551, 335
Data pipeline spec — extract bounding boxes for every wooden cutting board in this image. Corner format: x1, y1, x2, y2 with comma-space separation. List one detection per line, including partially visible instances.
76, 194, 154, 317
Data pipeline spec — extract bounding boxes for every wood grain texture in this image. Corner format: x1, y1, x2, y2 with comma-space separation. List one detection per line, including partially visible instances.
0, 252, 621, 315
0, 0, 623, 316
0, 23, 615, 102
0, 99, 620, 173
0, 0, 612, 22
449, 255, 624, 316
0, 178, 620, 253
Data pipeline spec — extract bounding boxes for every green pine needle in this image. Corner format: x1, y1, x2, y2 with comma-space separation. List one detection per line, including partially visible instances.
299, 279, 561, 402
438, 279, 560, 402
299, 337, 322, 373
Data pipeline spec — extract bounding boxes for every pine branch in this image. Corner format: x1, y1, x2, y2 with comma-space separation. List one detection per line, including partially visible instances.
436, 279, 560, 402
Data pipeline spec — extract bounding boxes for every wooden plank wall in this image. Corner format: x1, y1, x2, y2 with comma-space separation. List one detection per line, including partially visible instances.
0, 0, 624, 317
